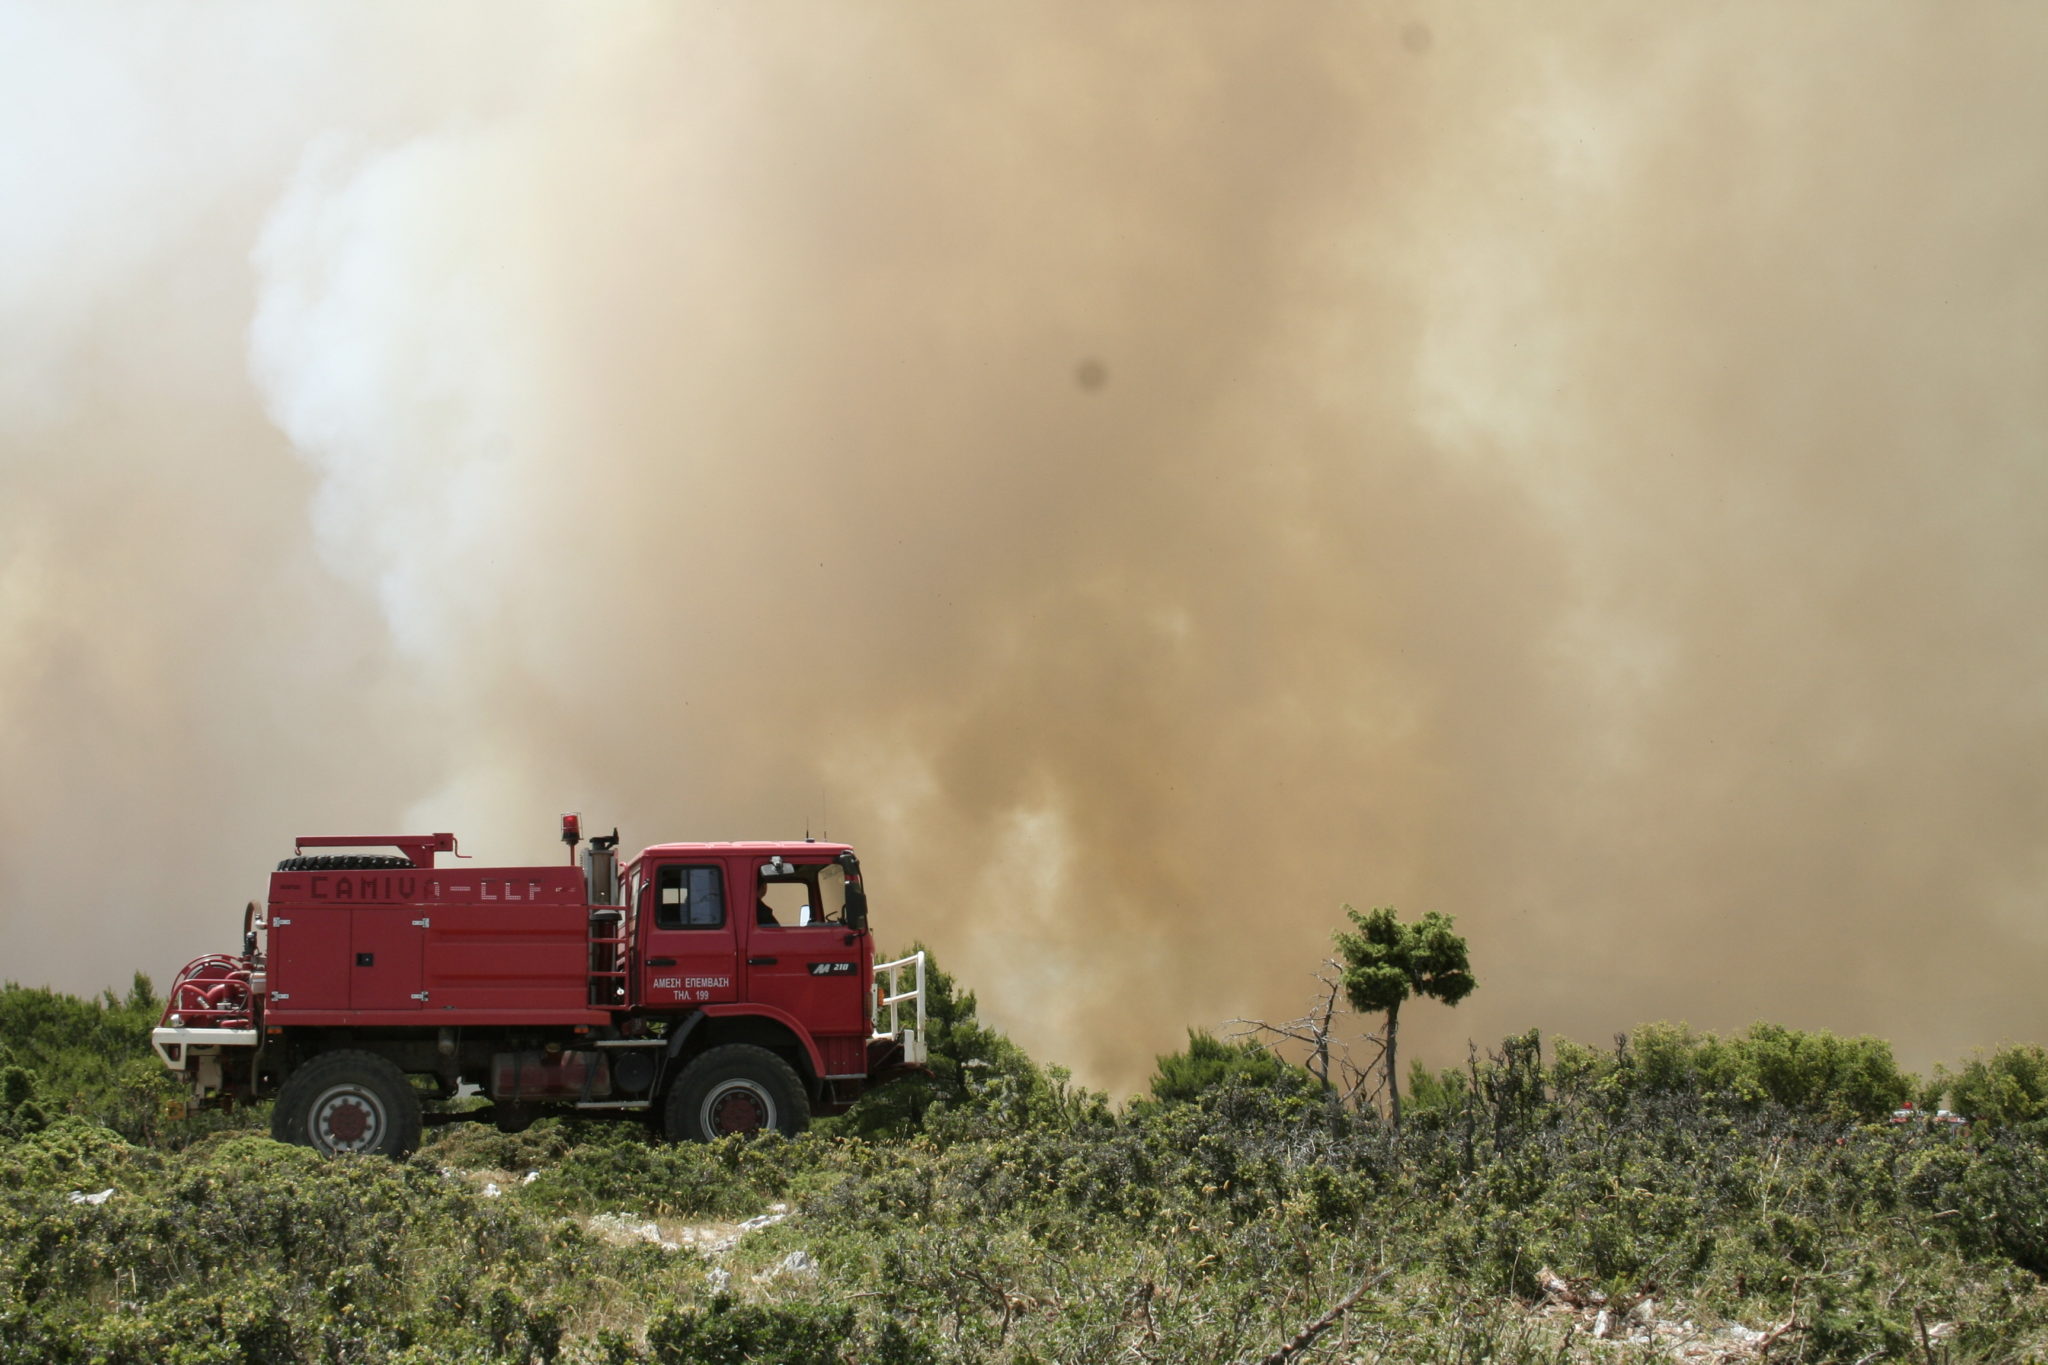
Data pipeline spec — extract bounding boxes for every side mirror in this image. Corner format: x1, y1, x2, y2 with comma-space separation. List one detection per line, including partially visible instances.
837, 851, 868, 930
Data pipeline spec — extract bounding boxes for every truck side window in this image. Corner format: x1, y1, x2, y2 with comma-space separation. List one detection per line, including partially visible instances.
655, 865, 725, 930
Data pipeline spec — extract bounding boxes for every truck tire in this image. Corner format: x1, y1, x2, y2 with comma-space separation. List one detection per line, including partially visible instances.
270, 1050, 423, 1158
664, 1045, 810, 1142
275, 854, 414, 871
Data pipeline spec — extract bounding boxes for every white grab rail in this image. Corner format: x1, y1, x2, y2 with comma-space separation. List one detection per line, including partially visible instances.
872, 950, 928, 1065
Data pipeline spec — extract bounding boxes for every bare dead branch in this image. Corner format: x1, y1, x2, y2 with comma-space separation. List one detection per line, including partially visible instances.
1757, 1314, 1802, 1358
1227, 957, 1395, 1115
1238, 1265, 1391, 1365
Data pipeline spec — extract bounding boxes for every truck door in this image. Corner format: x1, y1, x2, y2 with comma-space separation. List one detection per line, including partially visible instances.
640, 861, 739, 1009
743, 857, 869, 1039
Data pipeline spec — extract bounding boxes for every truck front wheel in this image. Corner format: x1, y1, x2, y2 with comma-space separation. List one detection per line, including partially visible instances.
271, 1050, 423, 1158
664, 1045, 810, 1142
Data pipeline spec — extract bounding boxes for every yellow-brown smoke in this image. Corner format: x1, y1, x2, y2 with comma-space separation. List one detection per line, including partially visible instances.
4, 3, 2046, 1094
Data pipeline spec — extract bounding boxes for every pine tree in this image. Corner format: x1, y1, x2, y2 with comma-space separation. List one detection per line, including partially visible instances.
1333, 906, 1475, 1128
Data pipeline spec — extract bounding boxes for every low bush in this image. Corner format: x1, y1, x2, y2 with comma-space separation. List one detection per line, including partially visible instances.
4, 980, 2046, 1361
1942, 1043, 2048, 1130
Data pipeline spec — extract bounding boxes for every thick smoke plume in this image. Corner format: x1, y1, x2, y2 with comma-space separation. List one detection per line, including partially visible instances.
4, 3, 2046, 1092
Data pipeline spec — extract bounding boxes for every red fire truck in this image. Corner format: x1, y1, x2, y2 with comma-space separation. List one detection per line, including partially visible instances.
152, 817, 926, 1157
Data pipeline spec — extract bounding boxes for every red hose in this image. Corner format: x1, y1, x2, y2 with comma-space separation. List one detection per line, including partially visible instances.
160, 954, 254, 1029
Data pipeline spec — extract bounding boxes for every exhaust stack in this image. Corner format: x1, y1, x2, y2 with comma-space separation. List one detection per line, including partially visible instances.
583, 829, 621, 905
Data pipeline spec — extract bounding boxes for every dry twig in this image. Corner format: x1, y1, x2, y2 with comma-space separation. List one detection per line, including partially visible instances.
1237, 1265, 1391, 1365
1756, 1313, 1801, 1358
1227, 958, 1389, 1111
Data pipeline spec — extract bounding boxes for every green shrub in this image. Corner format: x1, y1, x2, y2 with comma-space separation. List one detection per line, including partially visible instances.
1942, 1043, 2048, 1128
0, 1067, 48, 1140
518, 1129, 787, 1220
1403, 1059, 1470, 1117
0, 1114, 144, 1192
1599, 1021, 1912, 1120
645, 1294, 851, 1365
1143, 1030, 1311, 1107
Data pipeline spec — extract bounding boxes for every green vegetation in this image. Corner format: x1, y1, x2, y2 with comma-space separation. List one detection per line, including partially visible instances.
1140, 1029, 1312, 1108
1941, 1045, 2048, 1131
4, 970, 2048, 1362
0, 976, 197, 1146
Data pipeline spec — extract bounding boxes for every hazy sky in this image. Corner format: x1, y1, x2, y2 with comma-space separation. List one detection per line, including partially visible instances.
4, 2, 2045, 1094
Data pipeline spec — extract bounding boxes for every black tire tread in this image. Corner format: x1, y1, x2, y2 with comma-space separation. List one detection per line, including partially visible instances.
275, 854, 416, 871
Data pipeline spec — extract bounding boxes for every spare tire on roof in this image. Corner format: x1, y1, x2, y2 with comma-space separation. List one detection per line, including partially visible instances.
275, 854, 415, 872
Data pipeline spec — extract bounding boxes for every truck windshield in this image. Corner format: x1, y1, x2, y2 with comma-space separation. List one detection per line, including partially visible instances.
812, 863, 847, 923
758, 861, 849, 927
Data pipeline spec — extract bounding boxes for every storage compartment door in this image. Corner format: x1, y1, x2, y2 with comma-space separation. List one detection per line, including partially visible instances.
349, 909, 426, 1011
423, 902, 590, 1011
266, 909, 351, 1010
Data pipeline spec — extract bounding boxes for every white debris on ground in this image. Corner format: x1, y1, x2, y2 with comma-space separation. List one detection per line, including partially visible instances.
450, 1166, 810, 1284
450, 1169, 516, 1198
588, 1212, 683, 1252
581, 1202, 795, 1261
445, 1161, 795, 1239
66, 1188, 114, 1205
754, 1250, 817, 1284
1531, 1264, 1955, 1360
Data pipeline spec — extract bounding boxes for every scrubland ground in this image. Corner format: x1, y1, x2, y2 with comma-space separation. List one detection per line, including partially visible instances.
4, 978, 2047, 1364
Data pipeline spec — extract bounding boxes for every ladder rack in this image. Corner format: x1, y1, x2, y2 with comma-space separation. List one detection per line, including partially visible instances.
587, 907, 629, 1007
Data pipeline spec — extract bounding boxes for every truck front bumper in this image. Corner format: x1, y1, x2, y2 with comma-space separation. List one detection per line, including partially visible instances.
152, 1026, 260, 1101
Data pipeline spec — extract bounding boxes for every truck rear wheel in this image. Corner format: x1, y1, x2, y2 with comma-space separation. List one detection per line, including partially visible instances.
664, 1045, 810, 1142
271, 1050, 423, 1158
